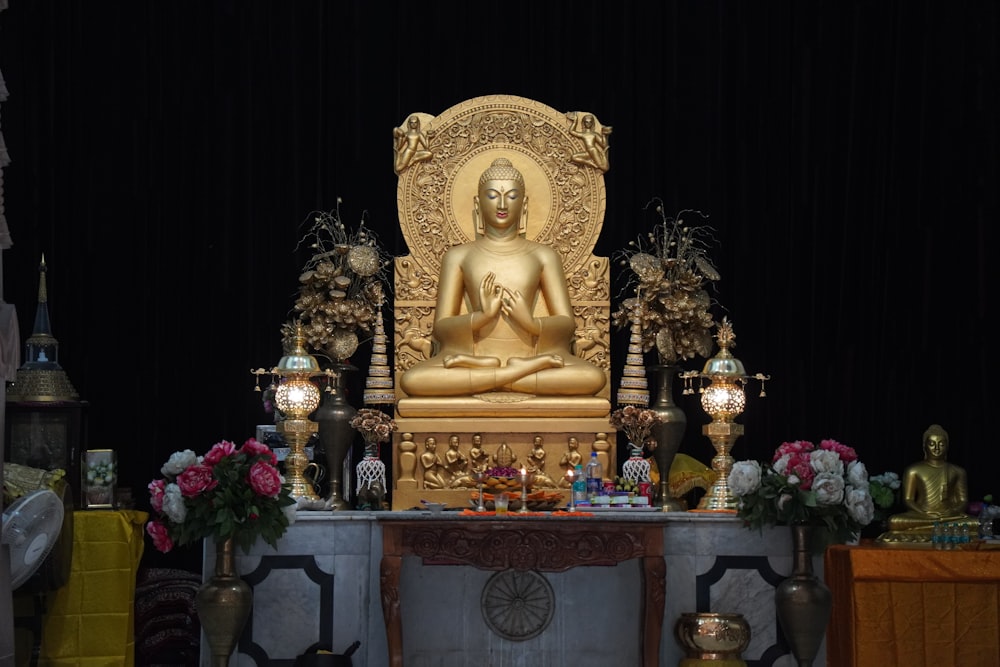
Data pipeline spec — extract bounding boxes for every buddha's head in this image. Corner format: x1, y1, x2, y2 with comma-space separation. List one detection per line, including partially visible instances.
923, 424, 949, 461
476, 157, 527, 235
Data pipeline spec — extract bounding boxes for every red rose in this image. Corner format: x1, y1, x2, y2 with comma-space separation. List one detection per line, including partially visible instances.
203, 440, 237, 466
148, 479, 166, 512
177, 464, 218, 497
240, 437, 277, 464
146, 520, 174, 553
247, 461, 282, 498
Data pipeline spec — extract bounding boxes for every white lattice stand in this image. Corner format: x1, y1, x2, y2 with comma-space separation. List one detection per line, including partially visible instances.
356, 455, 387, 510
621, 449, 651, 484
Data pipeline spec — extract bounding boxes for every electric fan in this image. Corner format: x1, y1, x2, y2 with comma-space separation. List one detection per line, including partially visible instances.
2, 489, 66, 590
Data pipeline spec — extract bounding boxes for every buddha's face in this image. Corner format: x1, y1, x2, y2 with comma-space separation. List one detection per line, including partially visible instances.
925, 433, 947, 460
478, 178, 523, 231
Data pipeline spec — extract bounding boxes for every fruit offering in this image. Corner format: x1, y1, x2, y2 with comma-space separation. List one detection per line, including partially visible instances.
613, 475, 638, 494
483, 467, 523, 490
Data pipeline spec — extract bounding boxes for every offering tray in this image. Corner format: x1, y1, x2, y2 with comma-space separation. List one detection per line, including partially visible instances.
571, 504, 658, 512
469, 490, 562, 512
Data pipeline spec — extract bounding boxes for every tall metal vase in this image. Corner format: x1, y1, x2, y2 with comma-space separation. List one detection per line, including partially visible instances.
314, 364, 357, 510
196, 537, 252, 667
649, 364, 686, 511
775, 523, 832, 667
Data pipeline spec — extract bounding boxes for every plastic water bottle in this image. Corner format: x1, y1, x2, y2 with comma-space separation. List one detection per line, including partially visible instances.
585, 451, 603, 499
572, 464, 587, 505
932, 522, 944, 550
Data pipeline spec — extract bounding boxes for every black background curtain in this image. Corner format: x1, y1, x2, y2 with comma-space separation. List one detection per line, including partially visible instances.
1, 1, 996, 567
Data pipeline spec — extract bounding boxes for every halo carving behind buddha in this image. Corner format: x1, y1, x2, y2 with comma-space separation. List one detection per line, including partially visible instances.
395, 95, 608, 284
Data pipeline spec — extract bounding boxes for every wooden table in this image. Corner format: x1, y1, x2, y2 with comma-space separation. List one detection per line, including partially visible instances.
825, 542, 1000, 666
379, 516, 666, 667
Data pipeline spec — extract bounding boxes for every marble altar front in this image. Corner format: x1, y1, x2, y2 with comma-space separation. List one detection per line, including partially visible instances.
201, 512, 826, 667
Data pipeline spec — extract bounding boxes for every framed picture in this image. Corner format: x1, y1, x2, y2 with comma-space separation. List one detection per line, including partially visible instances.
82, 449, 117, 509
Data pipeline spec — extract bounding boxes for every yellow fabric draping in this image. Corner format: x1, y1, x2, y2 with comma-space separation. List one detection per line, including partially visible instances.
826, 542, 1000, 667
38, 509, 148, 667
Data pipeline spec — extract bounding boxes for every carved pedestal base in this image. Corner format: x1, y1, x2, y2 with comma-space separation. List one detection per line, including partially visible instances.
390, 416, 616, 511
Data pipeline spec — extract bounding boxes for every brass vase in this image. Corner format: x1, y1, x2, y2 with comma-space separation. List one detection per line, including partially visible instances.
648, 364, 686, 511
775, 523, 832, 667
314, 363, 357, 510
196, 537, 252, 667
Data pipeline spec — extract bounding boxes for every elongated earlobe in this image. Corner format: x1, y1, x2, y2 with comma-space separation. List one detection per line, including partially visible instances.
520, 196, 529, 234
474, 196, 484, 235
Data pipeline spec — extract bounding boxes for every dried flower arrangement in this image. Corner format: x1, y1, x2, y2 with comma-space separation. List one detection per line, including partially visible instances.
349, 407, 398, 445
609, 405, 663, 449
612, 198, 721, 365
287, 199, 392, 363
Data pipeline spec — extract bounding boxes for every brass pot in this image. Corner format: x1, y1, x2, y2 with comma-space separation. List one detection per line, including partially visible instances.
674, 612, 751, 665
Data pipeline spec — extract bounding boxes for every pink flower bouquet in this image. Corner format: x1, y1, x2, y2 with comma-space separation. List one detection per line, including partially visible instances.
146, 438, 296, 554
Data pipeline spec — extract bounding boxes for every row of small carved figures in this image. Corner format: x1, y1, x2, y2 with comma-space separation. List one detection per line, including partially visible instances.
396, 433, 613, 491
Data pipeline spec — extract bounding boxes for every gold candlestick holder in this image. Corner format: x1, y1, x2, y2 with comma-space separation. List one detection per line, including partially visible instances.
517, 469, 534, 514
471, 469, 488, 512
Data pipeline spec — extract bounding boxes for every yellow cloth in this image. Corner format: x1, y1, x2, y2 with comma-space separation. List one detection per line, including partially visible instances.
826, 543, 1000, 667
650, 452, 714, 497
38, 510, 148, 667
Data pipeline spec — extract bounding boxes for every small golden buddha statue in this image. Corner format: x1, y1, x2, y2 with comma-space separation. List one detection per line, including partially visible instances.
879, 424, 977, 543
398, 157, 607, 398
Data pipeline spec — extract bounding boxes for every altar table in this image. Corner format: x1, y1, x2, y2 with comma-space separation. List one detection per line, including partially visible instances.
825, 542, 1000, 667
379, 516, 666, 667
36, 510, 147, 666
205, 511, 820, 666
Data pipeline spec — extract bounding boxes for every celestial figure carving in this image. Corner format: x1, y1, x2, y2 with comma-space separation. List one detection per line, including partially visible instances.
568, 112, 612, 172
393, 115, 433, 174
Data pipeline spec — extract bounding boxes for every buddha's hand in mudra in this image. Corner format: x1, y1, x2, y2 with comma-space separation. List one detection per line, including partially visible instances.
501, 289, 539, 335
478, 272, 504, 326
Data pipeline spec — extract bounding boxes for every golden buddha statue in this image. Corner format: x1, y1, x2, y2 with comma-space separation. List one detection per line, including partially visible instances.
388, 96, 615, 510
398, 158, 607, 398
879, 424, 977, 543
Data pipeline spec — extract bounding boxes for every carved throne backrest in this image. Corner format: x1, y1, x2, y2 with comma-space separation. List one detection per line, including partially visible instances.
392, 95, 613, 404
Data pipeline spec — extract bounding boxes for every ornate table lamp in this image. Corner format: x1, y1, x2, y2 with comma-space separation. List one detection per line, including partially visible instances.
254, 324, 330, 503
682, 318, 768, 511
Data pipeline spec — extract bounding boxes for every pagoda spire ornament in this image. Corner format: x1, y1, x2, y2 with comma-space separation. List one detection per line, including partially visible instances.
363, 305, 395, 406
616, 301, 649, 406
7, 255, 79, 401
